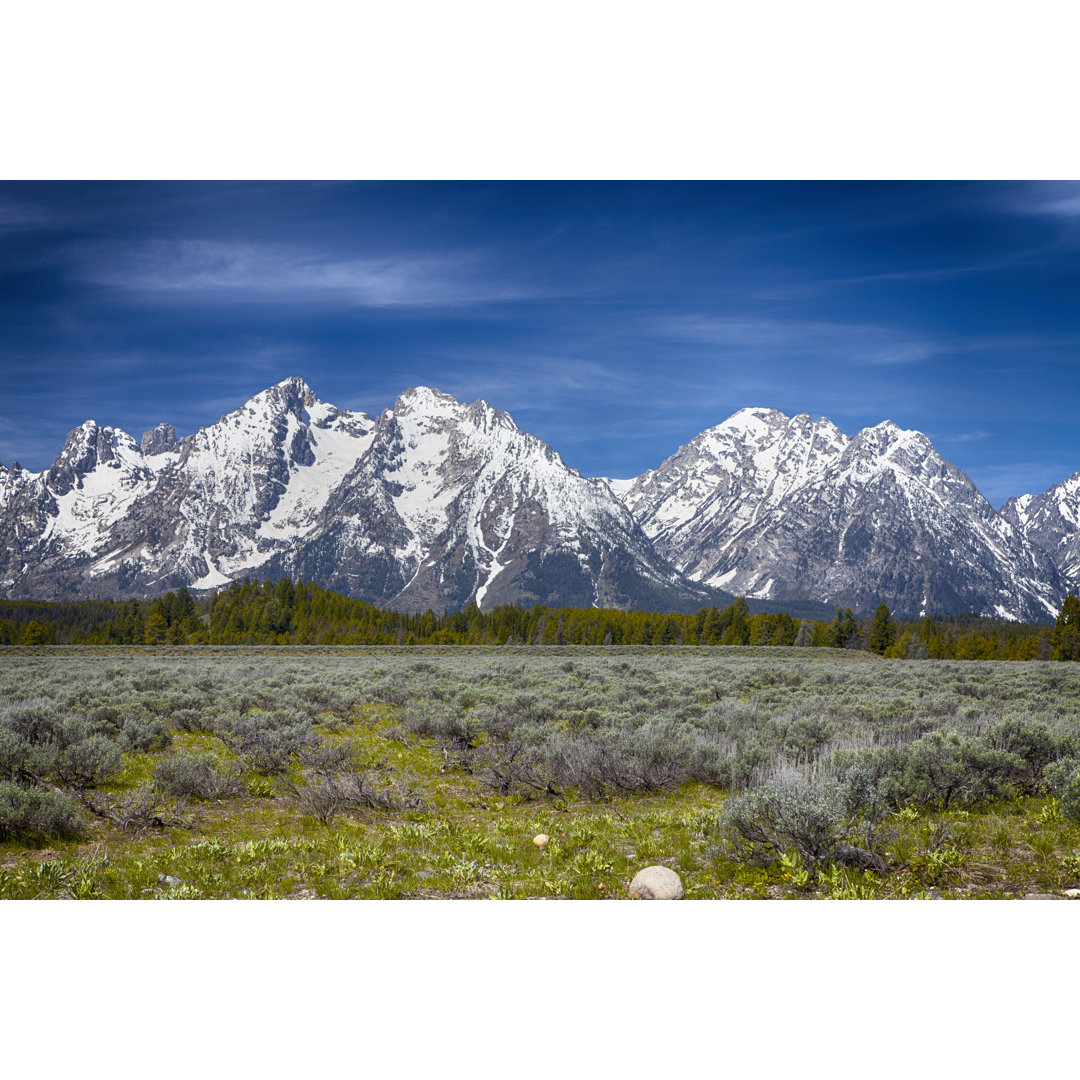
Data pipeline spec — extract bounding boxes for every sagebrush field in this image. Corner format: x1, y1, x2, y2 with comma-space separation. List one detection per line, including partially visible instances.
2, 645, 1080, 899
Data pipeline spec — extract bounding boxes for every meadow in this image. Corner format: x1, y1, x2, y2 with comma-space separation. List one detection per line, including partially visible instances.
2, 645, 1080, 900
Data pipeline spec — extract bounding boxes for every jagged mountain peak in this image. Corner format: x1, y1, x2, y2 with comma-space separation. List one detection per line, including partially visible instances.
46, 420, 146, 496
841, 421, 978, 502
721, 405, 791, 427
237, 375, 320, 420
1, 382, 1074, 620
387, 386, 564, 475
852, 418, 925, 451
697, 406, 846, 450
391, 386, 518, 433
617, 405, 1062, 620
141, 423, 178, 457
394, 384, 460, 411
1002, 469, 1080, 592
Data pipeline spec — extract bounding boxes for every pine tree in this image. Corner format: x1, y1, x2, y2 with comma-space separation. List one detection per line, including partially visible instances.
144, 612, 169, 645
20, 620, 56, 645
722, 598, 751, 646
1052, 594, 1080, 661
868, 603, 896, 655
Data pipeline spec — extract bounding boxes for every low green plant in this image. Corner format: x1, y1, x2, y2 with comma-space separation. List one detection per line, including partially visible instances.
779, 850, 812, 889
246, 775, 275, 797
1030, 832, 1057, 861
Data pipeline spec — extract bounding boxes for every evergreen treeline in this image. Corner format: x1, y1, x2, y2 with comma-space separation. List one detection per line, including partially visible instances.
2, 579, 1079, 660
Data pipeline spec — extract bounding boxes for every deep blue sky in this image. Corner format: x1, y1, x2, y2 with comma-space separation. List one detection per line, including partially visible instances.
1, 180, 1079, 505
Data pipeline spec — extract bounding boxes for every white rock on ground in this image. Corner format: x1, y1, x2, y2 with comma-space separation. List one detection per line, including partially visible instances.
629, 865, 684, 900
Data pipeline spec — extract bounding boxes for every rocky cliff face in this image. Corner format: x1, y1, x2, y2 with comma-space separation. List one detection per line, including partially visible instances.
1002, 472, 1080, 596
1, 383, 1073, 619
0, 379, 714, 613
259, 385, 714, 613
618, 407, 1063, 621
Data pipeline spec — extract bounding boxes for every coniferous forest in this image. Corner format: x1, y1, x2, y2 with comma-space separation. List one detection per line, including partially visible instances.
1, 578, 1079, 660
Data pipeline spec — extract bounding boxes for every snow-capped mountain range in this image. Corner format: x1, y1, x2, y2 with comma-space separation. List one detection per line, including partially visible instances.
0, 378, 712, 613
0, 378, 1075, 620
620, 407, 1063, 623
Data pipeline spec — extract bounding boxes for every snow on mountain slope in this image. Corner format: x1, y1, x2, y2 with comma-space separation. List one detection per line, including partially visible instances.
0, 378, 376, 598
623, 408, 848, 563
96, 377, 376, 590
2, 382, 1072, 618
0, 378, 713, 613
619, 408, 1063, 621
0, 422, 162, 593
44, 423, 159, 552
1002, 471, 1080, 591
263, 386, 713, 612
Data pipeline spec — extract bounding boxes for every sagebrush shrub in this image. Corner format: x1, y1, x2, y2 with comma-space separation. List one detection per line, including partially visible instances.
120, 715, 172, 753
898, 731, 1024, 808
1061, 770, 1080, 823
294, 771, 396, 824
721, 770, 855, 867
53, 735, 123, 788
0, 781, 82, 841
981, 717, 1061, 792
217, 710, 317, 773
154, 753, 243, 800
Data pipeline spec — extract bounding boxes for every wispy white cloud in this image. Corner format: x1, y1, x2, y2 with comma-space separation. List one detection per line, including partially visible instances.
753, 242, 1073, 300
0, 198, 55, 232
66, 239, 539, 308
653, 314, 940, 366
343, 354, 634, 420
939, 430, 992, 443
1002, 181, 1080, 219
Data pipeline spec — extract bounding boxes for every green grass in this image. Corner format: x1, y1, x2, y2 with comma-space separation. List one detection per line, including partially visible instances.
3, 646, 1080, 899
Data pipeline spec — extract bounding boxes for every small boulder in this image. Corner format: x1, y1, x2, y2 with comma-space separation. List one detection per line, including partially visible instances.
830, 845, 887, 873
629, 865, 684, 900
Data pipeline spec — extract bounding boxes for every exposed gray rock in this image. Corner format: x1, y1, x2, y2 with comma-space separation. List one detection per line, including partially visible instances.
2, 385, 1075, 619
1002, 471, 1080, 595
831, 845, 887, 872
629, 865, 684, 900
618, 407, 1062, 621
140, 423, 178, 456
0, 378, 714, 613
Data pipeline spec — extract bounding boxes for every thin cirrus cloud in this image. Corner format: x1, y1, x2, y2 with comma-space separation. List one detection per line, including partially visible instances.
342, 354, 635, 422
940, 430, 992, 444
1002, 181, 1080, 219
65, 239, 539, 308
751, 243, 1073, 301
653, 314, 940, 366
0, 197, 56, 232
